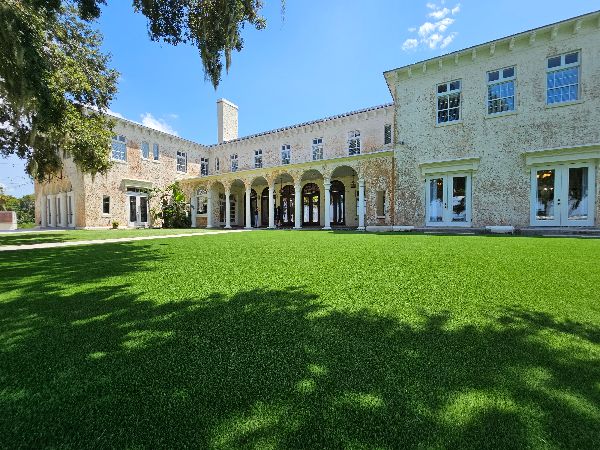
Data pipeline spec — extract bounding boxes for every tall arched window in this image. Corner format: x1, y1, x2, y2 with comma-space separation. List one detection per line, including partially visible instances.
330, 180, 345, 225
280, 185, 295, 226
302, 183, 320, 226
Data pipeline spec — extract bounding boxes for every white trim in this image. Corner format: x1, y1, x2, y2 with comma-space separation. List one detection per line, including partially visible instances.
425, 173, 472, 227
419, 157, 480, 177
120, 178, 153, 190
524, 144, 600, 166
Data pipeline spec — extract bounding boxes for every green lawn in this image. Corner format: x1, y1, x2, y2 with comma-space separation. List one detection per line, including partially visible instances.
1, 231, 599, 448
0, 227, 212, 246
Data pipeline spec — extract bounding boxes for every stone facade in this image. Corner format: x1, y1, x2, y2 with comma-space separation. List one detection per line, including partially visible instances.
35, 11, 600, 231
385, 11, 600, 229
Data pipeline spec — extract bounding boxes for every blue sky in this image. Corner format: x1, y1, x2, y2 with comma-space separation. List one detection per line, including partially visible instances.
1, 0, 598, 197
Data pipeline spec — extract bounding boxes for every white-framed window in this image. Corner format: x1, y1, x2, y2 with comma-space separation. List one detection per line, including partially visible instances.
488, 67, 516, 114
437, 80, 461, 124
312, 138, 323, 161
176, 151, 187, 173
200, 157, 209, 176
348, 130, 361, 156
231, 153, 238, 172
141, 141, 150, 159
281, 144, 291, 165
547, 51, 580, 105
102, 195, 110, 215
111, 135, 127, 161
196, 188, 208, 215
152, 143, 159, 161
254, 149, 263, 169
215, 157, 220, 173
384, 124, 392, 145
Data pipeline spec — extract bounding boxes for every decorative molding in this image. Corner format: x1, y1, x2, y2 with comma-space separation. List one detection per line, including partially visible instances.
422, 62, 427, 74
523, 144, 600, 166
471, 48, 477, 61
529, 31, 536, 45
550, 25, 559, 40
573, 19, 583, 34
419, 157, 480, 177
438, 58, 443, 70
509, 37, 516, 51
454, 53, 459, 65
407, 66, 412, 78
490, 43, 496, 56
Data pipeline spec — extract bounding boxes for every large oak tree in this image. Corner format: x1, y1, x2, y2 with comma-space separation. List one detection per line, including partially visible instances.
0, 0, 271, 181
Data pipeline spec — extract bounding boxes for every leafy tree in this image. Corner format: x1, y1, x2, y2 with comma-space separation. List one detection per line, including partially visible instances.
1, 0, 277, 181
150, 182, 191, 228
0, 1, 118, 182
18, 194, 36, 224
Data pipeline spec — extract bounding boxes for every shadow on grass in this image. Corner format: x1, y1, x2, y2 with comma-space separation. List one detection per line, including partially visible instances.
0, 232, 79, 246
0, 245, 599, 448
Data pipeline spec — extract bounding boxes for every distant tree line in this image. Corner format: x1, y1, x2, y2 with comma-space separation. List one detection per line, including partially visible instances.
0, 187, 35, 225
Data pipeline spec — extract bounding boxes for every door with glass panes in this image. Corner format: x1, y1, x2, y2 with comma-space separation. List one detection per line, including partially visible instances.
127, 193, 149, 227
531, 163, 595, 227
426, 173, 472, 226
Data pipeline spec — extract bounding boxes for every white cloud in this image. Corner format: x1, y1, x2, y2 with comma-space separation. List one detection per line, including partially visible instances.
140, 113, 178, 136
402, 2, 461, 51
402, 39, 419, 51
436, 17, 454, 33
429, 7, 450, 19
418, 22, 436, 37
440, 33, 458, 49
106, 109, 125, 119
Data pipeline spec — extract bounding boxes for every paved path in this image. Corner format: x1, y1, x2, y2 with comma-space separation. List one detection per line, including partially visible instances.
0, 229, 252, 252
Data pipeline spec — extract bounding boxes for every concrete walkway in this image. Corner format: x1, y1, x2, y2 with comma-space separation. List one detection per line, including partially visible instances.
0, 229, 252, 252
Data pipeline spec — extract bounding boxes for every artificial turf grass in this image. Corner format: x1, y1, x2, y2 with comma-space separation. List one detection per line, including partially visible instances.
0, 231, 599, 448
0, 227, 214, 246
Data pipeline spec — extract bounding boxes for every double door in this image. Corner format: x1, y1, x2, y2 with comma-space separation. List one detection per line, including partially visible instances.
531, 163, 595, 226
426, 173, 471, 226
128, 194, 148, 227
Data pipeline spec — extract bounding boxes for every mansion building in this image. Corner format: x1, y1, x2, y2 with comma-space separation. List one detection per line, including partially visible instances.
36, 11, 600, 231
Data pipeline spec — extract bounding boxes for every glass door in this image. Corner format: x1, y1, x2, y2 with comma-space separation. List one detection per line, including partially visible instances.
127, 194, 149, 227
531, 163, 595, 227
426, 174, 471, 226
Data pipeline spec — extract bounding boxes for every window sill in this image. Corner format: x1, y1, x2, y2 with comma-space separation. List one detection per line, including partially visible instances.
545, 99, 584, 109
152, 159, 160, 164
176, 171, 187, 174
111, 159, 127, 165
195, 213, 207, 217
102, 213, 111, 218
485, 110, 518, 120
435, 120, 463, 128
376, 215, 386, 219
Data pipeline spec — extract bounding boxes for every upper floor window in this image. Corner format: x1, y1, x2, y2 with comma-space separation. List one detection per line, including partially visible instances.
153, 143, 159, 161
547, 51, 580, 105
111, 135, 126, 161
231, 153, 238, 172
254, 149, 263, 168
141, 141, 150, 159
437, 80, 461, 124
176, 151, 187, 173
312, 138, 323, 161
215, 157, 220, 173
488, 67, 516, 115
281, 144, 291, 165
384, 124, 392, 145
348, 130, 361, 156
200, 157, 209, 176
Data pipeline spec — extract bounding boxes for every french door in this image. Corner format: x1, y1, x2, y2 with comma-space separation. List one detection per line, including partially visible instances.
531, 163, 595, 227
128, 194, 149, 227
426, 173, 472, 226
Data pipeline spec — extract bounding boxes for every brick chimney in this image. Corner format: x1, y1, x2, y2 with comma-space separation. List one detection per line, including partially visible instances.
217, 98, 238, 144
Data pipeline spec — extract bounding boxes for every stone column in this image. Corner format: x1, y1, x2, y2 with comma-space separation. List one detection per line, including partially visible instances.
49, 195, 57, 227
268, 182, 275, 229
358, 179, 366, 231
225, 187, 232, 229
294, 182, 302, 229
61, 192, 68, 227
323, 178, 331, 230
40, 195, 47, 227
206, 188, 214, 228
191, 194, 197, 228
245, 187, 252, 229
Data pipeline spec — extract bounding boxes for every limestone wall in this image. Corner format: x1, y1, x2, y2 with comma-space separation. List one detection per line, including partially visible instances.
387, 14, 600, 227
